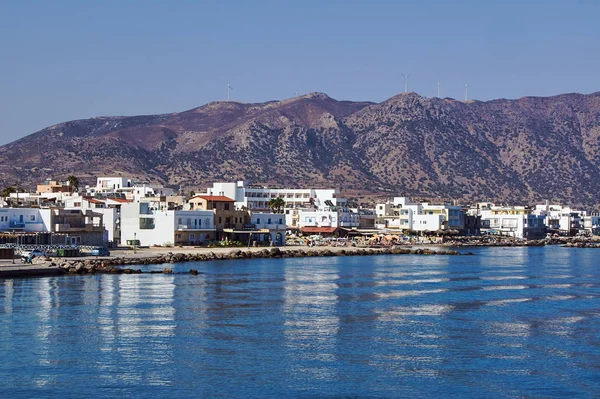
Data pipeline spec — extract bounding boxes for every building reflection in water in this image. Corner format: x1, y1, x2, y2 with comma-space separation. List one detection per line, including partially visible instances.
283, 260, 340, 384
98, 274, 177, 386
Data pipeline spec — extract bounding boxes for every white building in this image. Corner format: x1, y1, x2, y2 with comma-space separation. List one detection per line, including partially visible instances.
0, 208, 51, 232
247, 212, 287, 245
85, 177, 175, 202
292, 208, 360, 229
205, 181, 346, 211
478, 205, 546, 239
0, 207, 106, 246
376, 197, 464, 232
120, 202, 215, 247
534, 202, 600, 236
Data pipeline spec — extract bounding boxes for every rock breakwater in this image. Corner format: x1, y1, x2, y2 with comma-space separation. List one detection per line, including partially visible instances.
49, 247, 462, 275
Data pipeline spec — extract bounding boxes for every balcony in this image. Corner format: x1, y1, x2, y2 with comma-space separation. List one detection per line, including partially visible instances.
54, 223, 104, 232
178, 224, 214, 230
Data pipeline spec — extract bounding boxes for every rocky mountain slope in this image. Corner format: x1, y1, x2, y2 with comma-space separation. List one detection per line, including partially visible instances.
2, 91, 600, 205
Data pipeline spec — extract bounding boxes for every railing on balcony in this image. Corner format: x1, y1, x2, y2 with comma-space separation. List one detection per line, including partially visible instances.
54, 223, 104, 232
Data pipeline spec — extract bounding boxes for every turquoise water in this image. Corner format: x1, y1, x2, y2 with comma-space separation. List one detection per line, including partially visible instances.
1, 246, 600, 398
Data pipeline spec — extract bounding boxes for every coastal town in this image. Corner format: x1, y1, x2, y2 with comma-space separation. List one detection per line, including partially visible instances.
1, 176, 598, 259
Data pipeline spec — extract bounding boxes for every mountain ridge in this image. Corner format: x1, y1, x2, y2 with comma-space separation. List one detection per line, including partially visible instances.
2, 91, 600, 205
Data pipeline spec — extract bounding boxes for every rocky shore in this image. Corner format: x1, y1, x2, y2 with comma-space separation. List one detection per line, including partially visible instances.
47, 246, 463, 276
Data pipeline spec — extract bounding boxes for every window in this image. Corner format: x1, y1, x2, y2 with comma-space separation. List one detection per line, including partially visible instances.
257, 218, 261, 224
268, 218, 272, 224
279, 218, 283, 224
178, 218, 182, 225
139, 218, 155, 229
30, 215, 35, 221
218, 217, 222, 224
224, 203, 230, 210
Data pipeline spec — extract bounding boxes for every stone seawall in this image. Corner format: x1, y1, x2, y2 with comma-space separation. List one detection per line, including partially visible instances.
51, 247, 463, 276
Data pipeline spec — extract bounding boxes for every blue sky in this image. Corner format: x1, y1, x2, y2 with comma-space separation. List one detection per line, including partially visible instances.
1, 0, 598, 144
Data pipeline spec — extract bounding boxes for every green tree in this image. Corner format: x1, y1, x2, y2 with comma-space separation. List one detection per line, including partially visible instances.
268, 197, 286, 213
67, 175, 80, 192
1, 186, 16, 198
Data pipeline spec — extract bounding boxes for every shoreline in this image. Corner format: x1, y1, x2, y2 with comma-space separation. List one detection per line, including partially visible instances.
0, 245, 464, 277
0, 237, 597, 278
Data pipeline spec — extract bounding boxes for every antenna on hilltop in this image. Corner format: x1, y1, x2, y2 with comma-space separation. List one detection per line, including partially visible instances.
295, 91, 300, 97
227, 82, 233, 101
401, 72, 411, 93
437, 82, 441, 98
464, 84, 469, 101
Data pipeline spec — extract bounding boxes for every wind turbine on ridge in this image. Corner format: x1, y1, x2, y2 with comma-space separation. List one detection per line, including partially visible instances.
464, 84, 469, 101
437, 82, 441, 98
401, 72, 411, 93
227, 82, 233, 101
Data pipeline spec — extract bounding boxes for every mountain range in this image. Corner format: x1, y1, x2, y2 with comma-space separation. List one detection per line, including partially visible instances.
2, 91, 600, 206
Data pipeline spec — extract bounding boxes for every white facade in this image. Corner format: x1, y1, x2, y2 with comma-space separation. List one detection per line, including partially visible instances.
205, 181, 346, 211
292, 208, 360, 229
376, 197, 464, 232
120, 202, 215, 247
131, 185, 176, 202
85, 177, 175, 202
480, 207, 546, 238
0, 208, 51, 232
534, 203, 584, 235
249, 212, 286, 245
94, 177, 134, 192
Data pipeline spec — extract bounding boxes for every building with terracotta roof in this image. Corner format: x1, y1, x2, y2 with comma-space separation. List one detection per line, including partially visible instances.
188, 195, 250, 239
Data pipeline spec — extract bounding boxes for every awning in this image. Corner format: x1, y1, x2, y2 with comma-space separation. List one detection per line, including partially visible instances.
300, 227, 337, 234
338, 228, 381, 236
223, 228, 270, 234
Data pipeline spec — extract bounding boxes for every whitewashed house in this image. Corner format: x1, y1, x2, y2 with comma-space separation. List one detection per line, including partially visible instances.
205, 181, 346, 211
0, 207, 105, 246
247, 212, 287, 246
376, 197, 465, 232
478, 206, 546, 238
120, 202, 215, 247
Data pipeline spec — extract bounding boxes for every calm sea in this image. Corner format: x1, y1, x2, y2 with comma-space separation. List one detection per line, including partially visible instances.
1, 246, 600, 398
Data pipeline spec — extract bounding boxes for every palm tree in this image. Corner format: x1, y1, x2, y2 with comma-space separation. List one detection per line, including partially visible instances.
67, 175, 80, 193
268, 197, 286, 213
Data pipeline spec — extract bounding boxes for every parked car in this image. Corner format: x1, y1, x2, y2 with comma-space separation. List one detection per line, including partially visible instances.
20, 249, 46, 263
20, 249, 46, 258
91, 247, 110, 256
